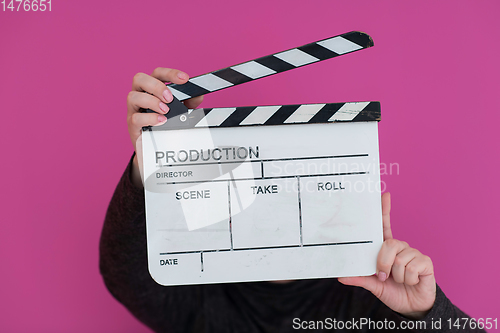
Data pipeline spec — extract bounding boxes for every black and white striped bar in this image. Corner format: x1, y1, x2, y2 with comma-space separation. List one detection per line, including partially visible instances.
167, 31, 374, 101
152, 101, 380, 131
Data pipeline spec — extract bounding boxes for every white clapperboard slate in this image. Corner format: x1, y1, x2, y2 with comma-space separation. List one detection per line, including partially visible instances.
141, 31, 383, 286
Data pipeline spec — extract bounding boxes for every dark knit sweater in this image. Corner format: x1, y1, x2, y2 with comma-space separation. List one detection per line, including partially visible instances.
99, 157, 484, 333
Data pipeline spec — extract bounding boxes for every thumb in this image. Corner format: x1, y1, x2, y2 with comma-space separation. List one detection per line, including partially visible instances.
338, 276, 383, 297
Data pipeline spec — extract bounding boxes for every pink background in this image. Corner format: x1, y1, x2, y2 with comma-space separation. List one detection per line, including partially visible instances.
1, 0, 499, 331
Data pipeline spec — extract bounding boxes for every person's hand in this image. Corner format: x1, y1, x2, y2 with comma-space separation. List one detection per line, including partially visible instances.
126, 67, 204, 187
338, 193, 436, 319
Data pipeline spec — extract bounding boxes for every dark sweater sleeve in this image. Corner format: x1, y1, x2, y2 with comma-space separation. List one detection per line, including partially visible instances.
99, 156, 204, 332
406, 284, 486, 333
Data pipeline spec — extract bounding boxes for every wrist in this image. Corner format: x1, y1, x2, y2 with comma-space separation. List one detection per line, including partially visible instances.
131, 154, 144, 189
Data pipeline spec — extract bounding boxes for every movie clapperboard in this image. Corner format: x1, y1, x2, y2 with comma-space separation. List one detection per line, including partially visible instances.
141, 31, 383, 286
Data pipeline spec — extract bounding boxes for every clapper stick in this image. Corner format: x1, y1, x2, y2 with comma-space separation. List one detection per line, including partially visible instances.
167, 31, 374, 102
146, 31, 376, 129
150, 101, 381, 132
